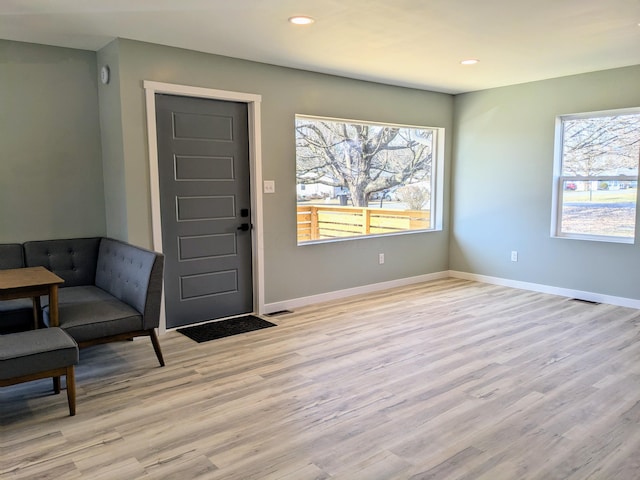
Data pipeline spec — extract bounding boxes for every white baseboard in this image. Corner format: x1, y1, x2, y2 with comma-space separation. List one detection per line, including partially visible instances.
449, 270, 640, 309
264, 271, 450, 314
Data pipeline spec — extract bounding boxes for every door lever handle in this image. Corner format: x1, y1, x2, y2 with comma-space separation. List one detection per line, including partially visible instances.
237, 223, 251, 231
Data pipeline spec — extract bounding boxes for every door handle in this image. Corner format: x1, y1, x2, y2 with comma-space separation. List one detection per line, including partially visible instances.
237, 223, 251, 231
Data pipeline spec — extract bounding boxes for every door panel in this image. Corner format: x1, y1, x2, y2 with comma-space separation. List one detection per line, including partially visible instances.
177, 195, 236, 220
179, 234, 236, 259
175, 155, 234, 180
155, 94, 253, 328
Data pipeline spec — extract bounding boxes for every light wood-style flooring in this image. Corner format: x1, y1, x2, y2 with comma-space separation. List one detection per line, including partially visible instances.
3, 278, 640, 479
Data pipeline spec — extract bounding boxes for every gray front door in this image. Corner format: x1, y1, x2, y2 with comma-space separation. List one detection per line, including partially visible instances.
155, 94, 253, 328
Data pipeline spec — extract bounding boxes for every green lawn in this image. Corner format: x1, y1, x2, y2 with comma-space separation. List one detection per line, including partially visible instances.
563, 188, 637, 203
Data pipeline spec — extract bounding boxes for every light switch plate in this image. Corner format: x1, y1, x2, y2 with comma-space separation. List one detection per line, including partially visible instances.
264, 180, 276, 194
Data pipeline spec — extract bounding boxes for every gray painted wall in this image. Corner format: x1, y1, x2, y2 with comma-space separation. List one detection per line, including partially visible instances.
111, 39, 453, 304
96, 40, 128, 241
451, 65, 640, 299
0, 40, 105, 242
6, 37, 639, 305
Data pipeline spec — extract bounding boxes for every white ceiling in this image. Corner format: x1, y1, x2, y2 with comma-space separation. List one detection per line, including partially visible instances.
1, 0, 639, 94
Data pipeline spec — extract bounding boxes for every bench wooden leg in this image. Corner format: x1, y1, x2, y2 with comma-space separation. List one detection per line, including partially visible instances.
66, 366, 76, 416
4, 366, 76, 416
149, 329, 165, 367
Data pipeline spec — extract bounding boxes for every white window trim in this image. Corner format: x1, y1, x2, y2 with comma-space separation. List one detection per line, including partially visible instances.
295, 114, 445, 245
551, 107, 640, 244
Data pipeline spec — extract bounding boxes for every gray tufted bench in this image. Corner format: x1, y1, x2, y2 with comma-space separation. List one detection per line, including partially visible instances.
22, 237, 165, 367
0, 327, 79, 416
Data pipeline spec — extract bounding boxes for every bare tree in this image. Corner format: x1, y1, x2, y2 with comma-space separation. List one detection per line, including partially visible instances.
562, 114, 640, 176
396, 185, 431, 210
296, 118, 432, 207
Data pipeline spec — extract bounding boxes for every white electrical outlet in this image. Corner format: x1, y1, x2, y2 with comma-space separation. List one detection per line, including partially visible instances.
263, 180, 275, 194
511, 251, 518, 262
379, 253, 385, 264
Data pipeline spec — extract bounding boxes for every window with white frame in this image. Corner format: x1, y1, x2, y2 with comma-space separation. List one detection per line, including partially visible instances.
552, 108, 640, 243
295, 115, 444, 244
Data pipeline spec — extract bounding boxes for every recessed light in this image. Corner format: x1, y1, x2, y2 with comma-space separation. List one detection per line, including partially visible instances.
460, 59, 479, 65
289, 16, 315, 25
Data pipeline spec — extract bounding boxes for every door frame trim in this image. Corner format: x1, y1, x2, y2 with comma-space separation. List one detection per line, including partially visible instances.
143, 80, 264, 334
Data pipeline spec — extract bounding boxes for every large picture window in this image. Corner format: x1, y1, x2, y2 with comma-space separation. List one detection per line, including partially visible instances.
552, 108, 640, 243
295, 115, 443, 244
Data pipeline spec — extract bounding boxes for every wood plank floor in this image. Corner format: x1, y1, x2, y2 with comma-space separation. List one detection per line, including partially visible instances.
3, 278, 640, 479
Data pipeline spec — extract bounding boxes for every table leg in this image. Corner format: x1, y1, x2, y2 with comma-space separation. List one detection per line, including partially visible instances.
49, 284, 60, 327
31, 296, 42, 329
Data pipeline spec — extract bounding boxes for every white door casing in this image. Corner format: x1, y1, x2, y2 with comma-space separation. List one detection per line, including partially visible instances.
143, 81, 265, 333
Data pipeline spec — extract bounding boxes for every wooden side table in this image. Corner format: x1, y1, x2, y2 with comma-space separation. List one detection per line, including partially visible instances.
0, 267, 65, 329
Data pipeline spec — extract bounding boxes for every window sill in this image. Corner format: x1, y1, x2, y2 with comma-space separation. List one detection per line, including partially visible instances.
552, 233, 635, 245
298, 228, 440, 246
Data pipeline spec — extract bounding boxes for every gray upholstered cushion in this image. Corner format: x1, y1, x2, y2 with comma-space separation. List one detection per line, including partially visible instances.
95, 238, 155, 313
23, 237, 100, 287
0, 298, 32, 313
0, 243, 25, 269
0, 327, 78, 380
0, 299, 34, 334
95, 238, 164, 330
42, 285, 114, 307
43, 286, 143, 342
0, 244, 33, 333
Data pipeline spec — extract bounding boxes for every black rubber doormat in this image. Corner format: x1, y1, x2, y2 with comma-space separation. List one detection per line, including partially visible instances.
177, 315, 276, 343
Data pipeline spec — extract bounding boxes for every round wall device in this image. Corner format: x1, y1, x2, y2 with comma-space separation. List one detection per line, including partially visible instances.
100, 65, 110, 84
